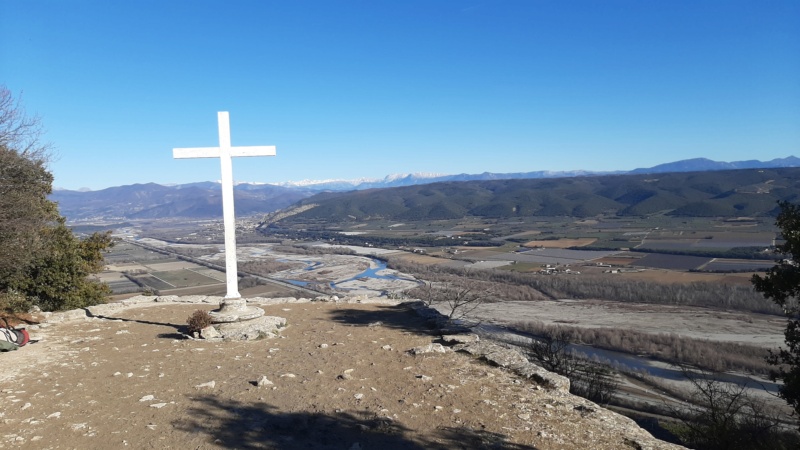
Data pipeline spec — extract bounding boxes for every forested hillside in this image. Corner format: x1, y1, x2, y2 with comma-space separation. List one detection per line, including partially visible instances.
275, 167, 800, 222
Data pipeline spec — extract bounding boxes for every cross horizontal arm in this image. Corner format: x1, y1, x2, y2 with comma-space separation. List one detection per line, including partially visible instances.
173, 146, 276, 159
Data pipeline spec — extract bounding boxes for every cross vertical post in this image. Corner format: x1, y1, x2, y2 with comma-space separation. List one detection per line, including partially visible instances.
173, 112, 276, 322
216, 112, 239, 299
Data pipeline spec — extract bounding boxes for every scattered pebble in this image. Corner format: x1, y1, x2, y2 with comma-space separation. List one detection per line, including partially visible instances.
139, 395, 155, 402
194, 381, 215, 389
257, 376, 273, 387
149, 403, 167, 409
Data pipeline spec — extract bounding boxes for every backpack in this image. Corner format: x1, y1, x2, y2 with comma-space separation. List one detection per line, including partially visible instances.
0, 318, 29, 351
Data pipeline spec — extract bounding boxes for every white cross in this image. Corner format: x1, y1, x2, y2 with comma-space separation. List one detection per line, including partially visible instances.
173, 111, 276, 299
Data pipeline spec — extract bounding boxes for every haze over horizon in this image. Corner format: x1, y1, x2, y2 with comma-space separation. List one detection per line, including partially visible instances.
49, 154, 799, 193
2, 1, 798, 191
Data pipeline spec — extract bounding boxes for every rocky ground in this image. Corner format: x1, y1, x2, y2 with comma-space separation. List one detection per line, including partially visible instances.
0, 297, 683, 449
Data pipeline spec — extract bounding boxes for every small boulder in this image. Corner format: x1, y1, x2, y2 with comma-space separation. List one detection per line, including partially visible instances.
409, 343, 449, 355
200, 326, 221, 340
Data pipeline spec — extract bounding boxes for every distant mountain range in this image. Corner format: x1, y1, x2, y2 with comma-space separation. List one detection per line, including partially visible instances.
273, 156, 800, 191
52, 182, 313, 221
51, 156, 799, 221
630, 156, 800, 174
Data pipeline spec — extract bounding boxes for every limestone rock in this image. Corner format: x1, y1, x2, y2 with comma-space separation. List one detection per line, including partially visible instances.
215, 316, 287, 341
85, 303, 126, 317
442, 333, 480, 344
199, 326, 221, 340
120, 295, 157, 305
409, 343, 449, 355
454, 341, 570, 392
42, 309, 87, 324
170, 295, 220, 304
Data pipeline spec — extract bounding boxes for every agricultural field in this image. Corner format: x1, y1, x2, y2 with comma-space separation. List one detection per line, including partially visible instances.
148, 269, 221, 289
636, 233, 773, 251
617, 269, 757, 285
523, 238, 597, 248
633, 253, 713, 271
464, 247, 621, 266
100, 240, 229, 296
702, 259, 777, 272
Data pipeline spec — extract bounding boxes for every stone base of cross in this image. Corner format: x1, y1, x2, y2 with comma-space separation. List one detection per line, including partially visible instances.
208, 298, 265, 323
173, 111, 275, 323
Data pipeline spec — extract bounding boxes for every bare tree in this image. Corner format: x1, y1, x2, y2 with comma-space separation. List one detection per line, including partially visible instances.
409, 278, 492, 324
525, 325, 619, 405
0, 86, 51, 159
665, 366, 793, 450
0, 86, 57, 287
526, 327, 576, 376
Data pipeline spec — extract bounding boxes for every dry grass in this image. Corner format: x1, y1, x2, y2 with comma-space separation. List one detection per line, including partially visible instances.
618, 269, 757, 285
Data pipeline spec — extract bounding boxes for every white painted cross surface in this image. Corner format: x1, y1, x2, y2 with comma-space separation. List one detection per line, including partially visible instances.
173, 111, 276, 299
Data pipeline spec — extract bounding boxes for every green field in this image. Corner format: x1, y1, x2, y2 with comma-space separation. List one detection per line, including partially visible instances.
149, 269, 222, 288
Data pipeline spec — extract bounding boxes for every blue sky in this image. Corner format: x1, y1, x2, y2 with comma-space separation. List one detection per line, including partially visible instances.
2, 1, 798, 191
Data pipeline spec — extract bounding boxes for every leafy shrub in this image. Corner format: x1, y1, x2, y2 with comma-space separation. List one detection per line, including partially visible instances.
0, 290, 33, 314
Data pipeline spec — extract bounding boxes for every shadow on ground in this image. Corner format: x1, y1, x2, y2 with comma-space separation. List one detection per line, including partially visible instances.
88, 313, 187, 340
173, 395, 539, 450
326, 304, 437, 337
